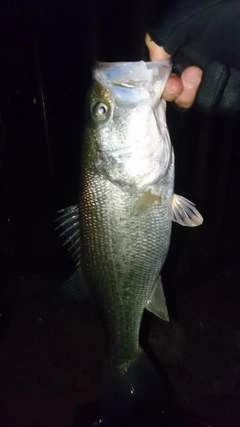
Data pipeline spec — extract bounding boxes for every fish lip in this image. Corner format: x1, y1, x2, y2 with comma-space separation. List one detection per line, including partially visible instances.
95, 59, 172, 73
93, 60, 172, 109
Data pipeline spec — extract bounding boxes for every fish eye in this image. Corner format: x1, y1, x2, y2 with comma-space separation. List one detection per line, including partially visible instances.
91, 101, 110, 122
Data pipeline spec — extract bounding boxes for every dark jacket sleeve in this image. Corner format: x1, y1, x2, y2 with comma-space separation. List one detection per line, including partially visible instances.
147, 0, 240, 115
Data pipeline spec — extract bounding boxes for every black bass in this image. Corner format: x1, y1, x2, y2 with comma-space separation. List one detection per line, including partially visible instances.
58, 60, 203, 415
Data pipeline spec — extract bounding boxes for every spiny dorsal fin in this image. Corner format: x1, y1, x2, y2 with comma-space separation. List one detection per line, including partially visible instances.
56, 205, 81, 265
145, 275, 169, 322
172, 194, 203, 227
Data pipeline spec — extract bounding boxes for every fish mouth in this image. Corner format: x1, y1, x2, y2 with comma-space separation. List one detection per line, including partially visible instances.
111, 80, 148, 88
94, 60, 172, 108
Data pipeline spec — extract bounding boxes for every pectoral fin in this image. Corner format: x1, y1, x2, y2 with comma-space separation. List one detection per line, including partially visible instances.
172, 194, 203, 227
145, 276, 169, 321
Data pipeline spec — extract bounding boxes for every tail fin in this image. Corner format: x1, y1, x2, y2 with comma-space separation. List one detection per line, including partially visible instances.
102, 349, 171, 420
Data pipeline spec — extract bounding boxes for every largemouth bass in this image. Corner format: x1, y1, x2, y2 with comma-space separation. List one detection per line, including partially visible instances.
57, 60, 203, 417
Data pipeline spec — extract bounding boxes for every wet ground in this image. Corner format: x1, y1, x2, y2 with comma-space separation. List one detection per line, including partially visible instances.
0, 262, 239, 427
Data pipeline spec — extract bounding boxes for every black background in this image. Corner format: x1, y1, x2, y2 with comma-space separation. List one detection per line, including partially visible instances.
0, 1, 240, 426
0, 0, 239, 289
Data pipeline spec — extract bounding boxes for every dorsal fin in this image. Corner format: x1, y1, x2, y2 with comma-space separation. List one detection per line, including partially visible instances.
56, 205, 80, 266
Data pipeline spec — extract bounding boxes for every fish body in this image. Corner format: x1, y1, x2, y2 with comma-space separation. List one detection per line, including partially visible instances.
58, 60, 203, 414
80, 61, 172, 377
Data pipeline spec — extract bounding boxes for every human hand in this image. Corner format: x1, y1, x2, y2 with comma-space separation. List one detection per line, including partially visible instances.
146, 0, 240, 115
145, 34, 203, 110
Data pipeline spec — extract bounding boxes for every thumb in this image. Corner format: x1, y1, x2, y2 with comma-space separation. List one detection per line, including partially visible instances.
145, 33, 171, 61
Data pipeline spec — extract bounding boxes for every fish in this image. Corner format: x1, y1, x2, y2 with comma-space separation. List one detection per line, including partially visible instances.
57, 60, 203, 419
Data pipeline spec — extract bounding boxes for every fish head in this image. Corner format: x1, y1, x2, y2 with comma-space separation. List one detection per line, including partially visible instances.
84, 60, 172, 192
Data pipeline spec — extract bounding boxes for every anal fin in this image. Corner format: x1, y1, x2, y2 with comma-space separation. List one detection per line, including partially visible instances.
145, 276, 169, 321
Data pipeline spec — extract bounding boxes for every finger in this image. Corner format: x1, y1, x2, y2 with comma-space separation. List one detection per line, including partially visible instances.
174, 66, 203, 109
145, 33, 171, 61
162, 74, 184, 102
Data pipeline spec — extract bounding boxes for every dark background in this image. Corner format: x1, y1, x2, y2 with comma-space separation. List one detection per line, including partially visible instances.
1, 0, 239, 284
0, 1, 239, 426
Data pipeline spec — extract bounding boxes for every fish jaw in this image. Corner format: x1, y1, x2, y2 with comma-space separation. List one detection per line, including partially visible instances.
94, 60, 171, 109
84, 60, 172, 193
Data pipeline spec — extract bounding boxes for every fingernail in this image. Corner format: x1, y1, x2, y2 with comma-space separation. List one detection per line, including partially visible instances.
164, 86, 175, 96
165, 83, 177, 95
165, 75, 183, 96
